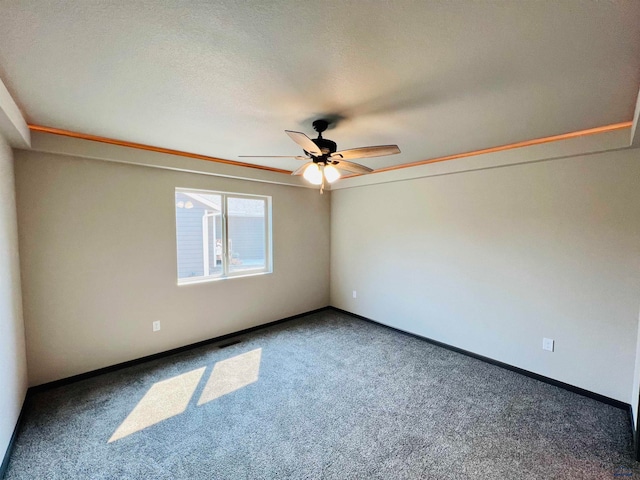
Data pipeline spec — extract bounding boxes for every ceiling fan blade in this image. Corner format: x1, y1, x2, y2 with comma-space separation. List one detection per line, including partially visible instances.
291, 162, 312, 176
285, 130, 322, 156
239, 155, 308, 160
330, 145, 400, 160
332, 160, 373, 174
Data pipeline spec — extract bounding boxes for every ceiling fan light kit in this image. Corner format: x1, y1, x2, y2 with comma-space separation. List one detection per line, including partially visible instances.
303, 163, 323, 185
323, 164, 341, 183
240, 118, 401, 193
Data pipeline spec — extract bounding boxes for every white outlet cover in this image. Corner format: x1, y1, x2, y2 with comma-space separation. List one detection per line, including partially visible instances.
352, 290, 357, 298
153, 321, 161, 332
542, 338, 554, 352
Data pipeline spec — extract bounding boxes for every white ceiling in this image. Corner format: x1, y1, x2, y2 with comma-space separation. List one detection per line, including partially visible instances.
0, 1, 639, 173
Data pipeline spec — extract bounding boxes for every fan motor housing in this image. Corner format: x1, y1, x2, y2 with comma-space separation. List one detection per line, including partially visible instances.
311, 137, 337, 156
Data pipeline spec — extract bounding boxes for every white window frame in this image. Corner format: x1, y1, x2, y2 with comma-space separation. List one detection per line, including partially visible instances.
176, 187, 272, 285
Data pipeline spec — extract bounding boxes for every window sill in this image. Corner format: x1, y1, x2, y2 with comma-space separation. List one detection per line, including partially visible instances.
177, 270, 272, 286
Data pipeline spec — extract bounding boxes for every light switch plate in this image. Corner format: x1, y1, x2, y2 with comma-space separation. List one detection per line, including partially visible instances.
542, 338, 554, 352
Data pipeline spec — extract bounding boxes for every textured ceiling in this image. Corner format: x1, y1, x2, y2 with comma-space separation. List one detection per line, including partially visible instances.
0, 1, 639, 172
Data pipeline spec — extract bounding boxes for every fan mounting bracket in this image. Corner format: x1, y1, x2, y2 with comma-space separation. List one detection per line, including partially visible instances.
312, 119, 330, 135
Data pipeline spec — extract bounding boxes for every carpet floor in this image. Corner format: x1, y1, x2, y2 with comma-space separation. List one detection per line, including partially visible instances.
5, 310, 639, 479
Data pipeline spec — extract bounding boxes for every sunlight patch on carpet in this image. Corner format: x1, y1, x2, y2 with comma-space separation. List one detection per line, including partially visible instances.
197, 348, 262, 405
108, 367, 206, 443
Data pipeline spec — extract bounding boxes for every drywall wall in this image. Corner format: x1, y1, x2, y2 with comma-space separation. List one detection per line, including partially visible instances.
632, 313, 640, 426
15, 149, 330, 386
0, 135, 27, 463
331, 148, 640, 403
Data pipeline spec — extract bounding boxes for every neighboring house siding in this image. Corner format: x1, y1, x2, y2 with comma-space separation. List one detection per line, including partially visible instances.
228, 216, 265, 262
176, 205, 205, 278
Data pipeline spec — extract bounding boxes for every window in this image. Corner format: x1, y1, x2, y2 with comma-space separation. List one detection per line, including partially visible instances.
175, 188, 271, 284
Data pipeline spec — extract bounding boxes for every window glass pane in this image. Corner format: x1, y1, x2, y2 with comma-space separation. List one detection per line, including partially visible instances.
175, 192, 222, 280
227, 197, 266, 273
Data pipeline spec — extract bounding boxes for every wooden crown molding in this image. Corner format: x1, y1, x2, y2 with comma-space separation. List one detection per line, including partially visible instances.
27, 124, 292, 174
373, 121, 633, 174
29, 121, 632, 178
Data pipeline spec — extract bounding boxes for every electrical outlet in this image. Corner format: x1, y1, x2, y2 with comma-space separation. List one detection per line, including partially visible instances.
153, 321, 161, 332
353, 290, 357, 299
542, 338, 554, 352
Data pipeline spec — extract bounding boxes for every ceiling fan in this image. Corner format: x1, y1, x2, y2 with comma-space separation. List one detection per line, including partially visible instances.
240, 119, 400, 192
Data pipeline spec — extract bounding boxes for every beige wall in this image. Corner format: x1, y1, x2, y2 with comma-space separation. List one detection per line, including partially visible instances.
0, 135, 27, 460
12, 140, 640, 411
633, 314, 640, 425
15, 150, 330, 386
331, 148, 640, 403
